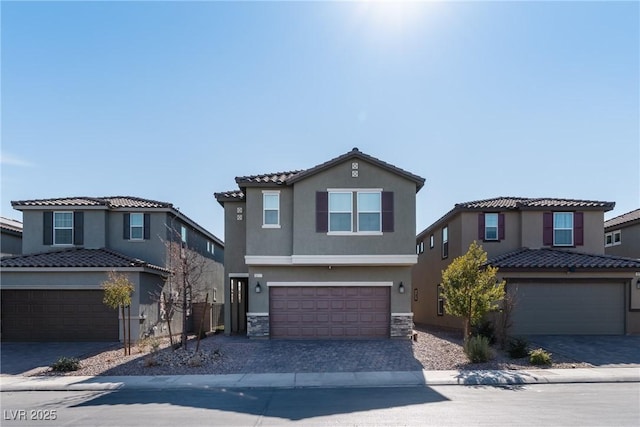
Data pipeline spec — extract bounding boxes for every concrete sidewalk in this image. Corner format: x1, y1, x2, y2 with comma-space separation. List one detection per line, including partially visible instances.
2, 367, 639, 392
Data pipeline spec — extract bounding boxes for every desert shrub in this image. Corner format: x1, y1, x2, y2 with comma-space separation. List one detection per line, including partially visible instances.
472, 320, 496, 345
188, 355, 202, 367
529, 348, 552, 366
464, 335, 493, 363
51, 356, 80, 372
507, 337, 529, 359
143, 356, 159, 367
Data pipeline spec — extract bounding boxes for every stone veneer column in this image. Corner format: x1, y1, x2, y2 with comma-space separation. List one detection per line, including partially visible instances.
390, 313, 414, 339
247, 313, 270, 338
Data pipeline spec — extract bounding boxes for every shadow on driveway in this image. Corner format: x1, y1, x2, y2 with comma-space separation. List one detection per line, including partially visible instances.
528, 335, 640, 367
1, 342, 119, 375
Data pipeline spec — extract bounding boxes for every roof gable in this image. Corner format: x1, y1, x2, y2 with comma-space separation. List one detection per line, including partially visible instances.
286, 148, 425, 191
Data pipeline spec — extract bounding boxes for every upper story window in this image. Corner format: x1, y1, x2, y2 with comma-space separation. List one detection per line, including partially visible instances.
329, 192, 353, 232
553, 212, 573, 246
543, 211, 583, 247
416, 241, 425, 254
54, 212, 73, 245
316, 190, 393, 234
442, 226, 449, 259
484, 213, 499, 240
605, 230, 621, 247
130, 213, 144, 240
262, 191, 280, 228
123, 213, 149, 241
181, 225, 187, 243
357, 191, 381, 232
429, 234, 434, 248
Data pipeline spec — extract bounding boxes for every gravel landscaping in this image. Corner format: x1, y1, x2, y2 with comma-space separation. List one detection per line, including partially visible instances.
33, 326, 590, 377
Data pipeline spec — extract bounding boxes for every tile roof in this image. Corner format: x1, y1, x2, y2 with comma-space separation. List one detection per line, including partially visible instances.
488, 248, 640, 270
0, 217, 23, 234
0, 248, 169, 273
236, 171, 303, 185
213, 190, 245, 202
605, 208, 640, 229
12, 196, 172, 209
456, 197, 615, 210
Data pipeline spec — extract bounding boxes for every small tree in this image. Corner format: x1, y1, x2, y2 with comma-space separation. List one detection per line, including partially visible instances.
441, 241, 505, 339
102, 271, 134, 355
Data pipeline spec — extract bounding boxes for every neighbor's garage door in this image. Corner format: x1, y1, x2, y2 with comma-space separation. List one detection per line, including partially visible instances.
270, 286, 390, 338
510, 282, 624, 335
1, 290, 119, 341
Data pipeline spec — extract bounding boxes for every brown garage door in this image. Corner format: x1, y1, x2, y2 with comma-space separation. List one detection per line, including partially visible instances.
1, 290, 119, 342
270, 286, 390, 338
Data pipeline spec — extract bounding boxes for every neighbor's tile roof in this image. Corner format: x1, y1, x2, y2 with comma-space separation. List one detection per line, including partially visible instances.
12, 196, 172, 209
236, 171, 303, 185
0, 217, 23, 234
488, 248, 640, 270
0, 248, 169, 273
213, 190, 245, 202
456, 197, 615, 210
605, 208, 640, 229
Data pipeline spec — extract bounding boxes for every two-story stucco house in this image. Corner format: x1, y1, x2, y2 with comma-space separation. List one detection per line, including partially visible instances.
215, 148, 425, 339
605, 208, 640, 260
413, 197, 640, 336
0, 196, 224, 342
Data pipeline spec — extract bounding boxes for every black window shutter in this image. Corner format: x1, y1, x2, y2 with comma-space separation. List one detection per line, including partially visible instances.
316, 192, 328, 233
73, 212, 84, 245
543, 212, 553, 246
43, 211, 53, 245
144, 213, 150, 240
574, 212, 584, 246
478, 213, 485, 240
123, 213, 130, 239
381, 191, 394, 232
498, 213, 505, 240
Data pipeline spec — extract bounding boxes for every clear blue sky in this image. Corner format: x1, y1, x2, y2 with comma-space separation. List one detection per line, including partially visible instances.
2, 1, 638, 241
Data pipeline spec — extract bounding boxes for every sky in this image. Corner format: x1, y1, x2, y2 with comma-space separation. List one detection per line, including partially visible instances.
1, 1, 638, 242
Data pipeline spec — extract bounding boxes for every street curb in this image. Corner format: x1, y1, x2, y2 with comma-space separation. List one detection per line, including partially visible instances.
2, 368, 639, 392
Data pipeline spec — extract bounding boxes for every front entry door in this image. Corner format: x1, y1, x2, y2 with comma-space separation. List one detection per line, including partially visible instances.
230, 278, 248, 334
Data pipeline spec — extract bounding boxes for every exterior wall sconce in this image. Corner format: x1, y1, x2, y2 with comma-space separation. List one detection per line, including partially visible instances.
255, 282, 262, 293
398, 282, 405, 294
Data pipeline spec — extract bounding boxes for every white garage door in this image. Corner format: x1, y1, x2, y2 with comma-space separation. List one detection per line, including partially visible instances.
510, 281, 624, 335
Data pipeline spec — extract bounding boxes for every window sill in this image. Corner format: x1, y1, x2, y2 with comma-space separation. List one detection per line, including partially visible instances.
327, 231, 383, 236
262, 225, 281, 229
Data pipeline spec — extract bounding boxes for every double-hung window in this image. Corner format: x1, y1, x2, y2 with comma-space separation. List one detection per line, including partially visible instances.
484, 213, 499, 240
553, 212, 573, 246
605, 230, 621, 247
357, 192, 381, 232
329, 192, 353, 232
262, 191, 280, 228
54, 212, 73, 245
130, 213, 144, 240
442, 226, 449, 258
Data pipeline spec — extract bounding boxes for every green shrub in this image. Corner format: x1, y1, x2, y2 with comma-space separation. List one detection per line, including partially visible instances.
464, 335, 493, 363
529, 348, 552, 366
51, 356, 80, 372
507, 337, 529, 359
472, 321, 496, 345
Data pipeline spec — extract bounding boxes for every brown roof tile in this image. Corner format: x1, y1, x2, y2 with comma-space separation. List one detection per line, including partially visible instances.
605, 208, 640, 229
236, 171, 303, 186
12, 196, 171, 209
0, 248, 169, 273
488, 248, 640, 270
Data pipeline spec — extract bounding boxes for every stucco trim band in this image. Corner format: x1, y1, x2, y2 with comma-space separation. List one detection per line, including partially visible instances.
267, 281, 393, 287
245, 254, 418, 266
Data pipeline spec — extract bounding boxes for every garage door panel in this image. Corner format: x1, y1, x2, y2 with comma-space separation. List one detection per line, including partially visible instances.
1, 290, 119, 342
511, 282, 624, 335
270, 286, 389, 339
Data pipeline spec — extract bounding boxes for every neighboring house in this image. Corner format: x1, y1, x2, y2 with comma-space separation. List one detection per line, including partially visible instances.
604, 208, 640, 259
0, 217, 23, 256
0, 196, 224, 342
215, 148, 425, 339
413, 197, 640, 335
